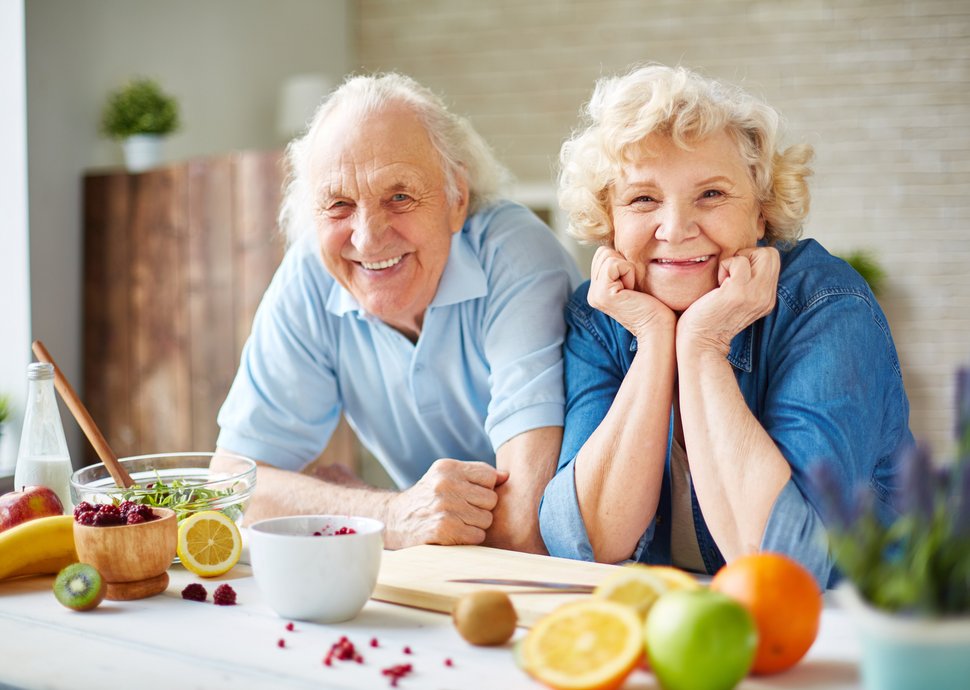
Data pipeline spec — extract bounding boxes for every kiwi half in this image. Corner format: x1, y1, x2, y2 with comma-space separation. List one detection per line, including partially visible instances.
53, 563, 106, 611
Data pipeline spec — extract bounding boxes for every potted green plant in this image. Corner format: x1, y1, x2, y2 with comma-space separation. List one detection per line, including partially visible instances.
100, 77, 181, 172
811, 369, 970, 690
838, 249, 887, 297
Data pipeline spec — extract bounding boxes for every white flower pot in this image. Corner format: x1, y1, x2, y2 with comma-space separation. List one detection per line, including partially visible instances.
837, 584, 970, 690
121, 134, 163, 173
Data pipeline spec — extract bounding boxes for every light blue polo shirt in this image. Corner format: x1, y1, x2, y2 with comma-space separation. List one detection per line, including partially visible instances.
217, 201, 581, 488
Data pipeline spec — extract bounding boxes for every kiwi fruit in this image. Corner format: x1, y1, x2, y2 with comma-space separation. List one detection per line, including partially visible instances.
53, 563, 106, 611
452, 590, 517, 646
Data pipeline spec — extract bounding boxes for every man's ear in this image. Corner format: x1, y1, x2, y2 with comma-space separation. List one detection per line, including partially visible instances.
450, 174, 470, 234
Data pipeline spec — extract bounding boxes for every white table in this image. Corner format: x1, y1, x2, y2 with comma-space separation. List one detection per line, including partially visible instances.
0, 562, 862, 690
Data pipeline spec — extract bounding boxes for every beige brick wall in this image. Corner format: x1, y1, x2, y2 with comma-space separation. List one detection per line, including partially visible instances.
358, 0, 970, 460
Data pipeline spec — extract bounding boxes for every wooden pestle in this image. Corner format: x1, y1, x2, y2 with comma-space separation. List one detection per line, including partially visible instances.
31, 340, 134, 489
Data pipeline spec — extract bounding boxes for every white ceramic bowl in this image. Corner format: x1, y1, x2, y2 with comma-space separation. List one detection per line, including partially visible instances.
249, 515, 384, 623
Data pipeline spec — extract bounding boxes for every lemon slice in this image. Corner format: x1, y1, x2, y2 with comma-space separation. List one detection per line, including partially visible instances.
522, 599, 643, 690
593, 563, 670, 619
646, 565, 701, 591
176, 510, 242, 577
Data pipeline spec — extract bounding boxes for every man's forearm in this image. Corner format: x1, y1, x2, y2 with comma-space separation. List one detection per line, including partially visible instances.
486, 426, 563, 554
244, 461, 396, 527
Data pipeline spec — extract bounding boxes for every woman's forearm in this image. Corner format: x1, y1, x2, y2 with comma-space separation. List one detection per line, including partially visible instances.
574, 329, 676, 562
676, 343, 791, 560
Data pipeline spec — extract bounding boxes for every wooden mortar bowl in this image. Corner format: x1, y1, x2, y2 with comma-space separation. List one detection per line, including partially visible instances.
73, 507, 177, 600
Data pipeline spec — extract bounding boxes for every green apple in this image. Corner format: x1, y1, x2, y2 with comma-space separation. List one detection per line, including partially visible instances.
644, 589, 757, 690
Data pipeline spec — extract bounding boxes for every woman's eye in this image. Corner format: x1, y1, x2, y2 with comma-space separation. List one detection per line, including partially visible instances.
631, 195, 656, 204
701, 189, 723, 199
390, 193, 412, 203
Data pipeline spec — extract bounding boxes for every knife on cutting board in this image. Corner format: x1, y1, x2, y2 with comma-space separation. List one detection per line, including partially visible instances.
372, 544, 620, 627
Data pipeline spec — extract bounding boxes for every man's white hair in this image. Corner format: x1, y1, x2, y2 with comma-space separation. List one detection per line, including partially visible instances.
279, 72, 510, 245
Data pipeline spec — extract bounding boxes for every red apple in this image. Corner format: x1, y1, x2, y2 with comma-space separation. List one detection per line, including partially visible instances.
0, 485, 65, 533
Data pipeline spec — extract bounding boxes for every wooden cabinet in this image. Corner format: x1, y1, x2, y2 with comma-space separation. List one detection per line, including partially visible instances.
82, 150, 289, 463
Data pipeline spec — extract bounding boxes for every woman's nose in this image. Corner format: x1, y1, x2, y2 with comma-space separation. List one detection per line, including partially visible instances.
654, 202, 699, 243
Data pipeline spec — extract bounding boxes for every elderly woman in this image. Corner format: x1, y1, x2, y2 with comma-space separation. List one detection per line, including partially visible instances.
539, 64, 913, 586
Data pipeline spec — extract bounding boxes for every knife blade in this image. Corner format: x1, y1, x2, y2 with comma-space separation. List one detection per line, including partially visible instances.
447, 578, 596, 593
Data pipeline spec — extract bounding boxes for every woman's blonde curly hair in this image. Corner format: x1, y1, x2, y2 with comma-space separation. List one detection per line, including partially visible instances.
558, 64, 813, 247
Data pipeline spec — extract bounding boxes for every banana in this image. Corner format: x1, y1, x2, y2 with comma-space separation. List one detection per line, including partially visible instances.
0, 515, 78, 581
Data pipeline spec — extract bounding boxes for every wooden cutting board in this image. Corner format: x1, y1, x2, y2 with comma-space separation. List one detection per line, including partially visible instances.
373, 544, 623, 627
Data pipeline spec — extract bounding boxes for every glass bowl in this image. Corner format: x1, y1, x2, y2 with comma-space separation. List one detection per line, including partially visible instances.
70, 452, 256, 525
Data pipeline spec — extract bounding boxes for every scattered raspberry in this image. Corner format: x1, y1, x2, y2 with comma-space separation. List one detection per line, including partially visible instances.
370, 637, 379, 648
285, 622, 295, 632
277, 639, 286, 648
403, 646, 412, 655
444, 658, 453, 667
181, 583, 207, 602
324, 636, 363, 665
312, 531, 323, 536
213, 583, 237, 606
381, 663, 413, 687
334, 526, 357, 535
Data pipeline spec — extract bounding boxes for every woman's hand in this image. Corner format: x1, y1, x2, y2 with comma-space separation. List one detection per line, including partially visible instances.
678, 247, 780, 355
587, 246, 675, 339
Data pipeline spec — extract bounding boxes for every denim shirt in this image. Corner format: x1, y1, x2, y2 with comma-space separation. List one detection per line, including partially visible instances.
539, 239, 913, 588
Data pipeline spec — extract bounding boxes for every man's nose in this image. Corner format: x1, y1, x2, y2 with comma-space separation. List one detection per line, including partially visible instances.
654, 201, 699, 243
351, 206, 390, 253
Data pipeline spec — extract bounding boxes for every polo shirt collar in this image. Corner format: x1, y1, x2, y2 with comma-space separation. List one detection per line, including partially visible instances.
325, 230, 486, 317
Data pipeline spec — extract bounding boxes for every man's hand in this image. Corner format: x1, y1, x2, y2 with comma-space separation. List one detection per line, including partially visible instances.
383, 459, 508, 549
678, 247, 780, 355
587, 246, 675, 338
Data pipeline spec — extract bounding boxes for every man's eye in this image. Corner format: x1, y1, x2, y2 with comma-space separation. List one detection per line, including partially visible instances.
390, 193, 412, 203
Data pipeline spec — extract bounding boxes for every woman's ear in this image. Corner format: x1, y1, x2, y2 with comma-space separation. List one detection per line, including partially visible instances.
757, 212, 767, 240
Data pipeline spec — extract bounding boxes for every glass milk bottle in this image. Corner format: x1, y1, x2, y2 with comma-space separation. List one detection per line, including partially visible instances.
14, 362, 73, 510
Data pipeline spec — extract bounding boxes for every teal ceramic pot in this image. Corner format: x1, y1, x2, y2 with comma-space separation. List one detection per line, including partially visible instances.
837, 585, 970, 690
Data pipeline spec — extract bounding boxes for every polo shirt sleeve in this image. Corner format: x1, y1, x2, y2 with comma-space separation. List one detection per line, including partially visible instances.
216, 247, 342, 471
479, 205, 581, 450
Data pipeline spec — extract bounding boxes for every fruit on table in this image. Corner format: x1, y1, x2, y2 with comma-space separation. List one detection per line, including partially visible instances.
0, 514, 77, 581
0, 485, 64, 533
53, 562, 105, 611
593, 564, 670, 620
644, 589, 757, 690
176, 510, 242, 577
452, 590, 518, 646
710, 552, 822, 675
645, 565, 702, 591
522, 599, 643, 690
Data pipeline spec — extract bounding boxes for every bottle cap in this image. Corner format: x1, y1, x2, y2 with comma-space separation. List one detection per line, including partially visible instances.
27, 362, 55, 380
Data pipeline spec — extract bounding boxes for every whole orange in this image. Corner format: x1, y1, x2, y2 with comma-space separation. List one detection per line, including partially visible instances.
709, 552, 822, 675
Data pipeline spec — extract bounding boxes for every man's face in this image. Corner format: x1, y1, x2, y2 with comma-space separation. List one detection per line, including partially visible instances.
308, 104, 468, 339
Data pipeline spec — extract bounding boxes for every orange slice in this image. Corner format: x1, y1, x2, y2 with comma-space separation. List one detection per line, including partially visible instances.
521, 599, 643, 690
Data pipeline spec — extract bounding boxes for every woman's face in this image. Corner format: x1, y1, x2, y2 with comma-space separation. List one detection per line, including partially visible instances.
609, 130, 765, 312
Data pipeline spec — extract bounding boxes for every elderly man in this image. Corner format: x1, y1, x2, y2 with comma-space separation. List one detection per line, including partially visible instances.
213, 73, 580, 553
